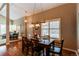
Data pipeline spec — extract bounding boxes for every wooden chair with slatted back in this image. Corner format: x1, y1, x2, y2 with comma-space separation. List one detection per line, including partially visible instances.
49, 39, 64, 56
31, 39, 44, 56
22, 36, 31, 55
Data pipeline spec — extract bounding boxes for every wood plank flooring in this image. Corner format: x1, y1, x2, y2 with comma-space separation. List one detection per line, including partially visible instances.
0, 40, 77, 56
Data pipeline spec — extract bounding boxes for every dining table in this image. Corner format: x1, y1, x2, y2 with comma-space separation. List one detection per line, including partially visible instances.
38, 39, 55, 56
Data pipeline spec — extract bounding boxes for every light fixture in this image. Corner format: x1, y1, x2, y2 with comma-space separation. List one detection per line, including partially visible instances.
24, 20, 27, 23
24, 11, 27, 23
31, 24, 34, 27
35, 24, 40, 27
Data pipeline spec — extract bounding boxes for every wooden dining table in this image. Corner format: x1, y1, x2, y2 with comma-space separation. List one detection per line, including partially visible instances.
38, 39, 55, 56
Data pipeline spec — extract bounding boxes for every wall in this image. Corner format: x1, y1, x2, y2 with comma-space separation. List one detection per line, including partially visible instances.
26, 17, 33, 38
77, 4, 79, 50
27, 4, 77, 50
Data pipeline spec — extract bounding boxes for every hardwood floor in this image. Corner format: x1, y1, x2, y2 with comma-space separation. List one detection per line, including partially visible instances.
0, 40, 77, 56
0, 40, 23, 56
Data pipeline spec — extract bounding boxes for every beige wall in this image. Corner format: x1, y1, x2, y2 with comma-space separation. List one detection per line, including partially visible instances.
77, 4, 79, 50
26, 17, 33, 38
27, 4, 77, 50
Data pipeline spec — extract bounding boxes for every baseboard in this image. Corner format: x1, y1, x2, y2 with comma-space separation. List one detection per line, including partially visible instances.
63, 47, 78, 56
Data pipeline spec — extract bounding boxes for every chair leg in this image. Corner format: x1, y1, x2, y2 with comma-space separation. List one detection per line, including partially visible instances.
59, 52, 62, 56
52, 53, 55, 56
59, 53, 62, 56
37, 52, 41, 56
22, 46, 24, 52
26, 48, 29, 55
32, 49, 34, 56
43, 49, 44, 56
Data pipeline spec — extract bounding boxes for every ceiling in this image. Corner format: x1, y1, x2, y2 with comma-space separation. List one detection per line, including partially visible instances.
0, 3, 65, 20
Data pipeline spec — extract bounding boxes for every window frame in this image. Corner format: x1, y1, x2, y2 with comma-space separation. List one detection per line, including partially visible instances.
41, 18, 61, 40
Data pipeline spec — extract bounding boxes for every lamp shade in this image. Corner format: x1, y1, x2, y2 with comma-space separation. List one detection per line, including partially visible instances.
24, 20, 27, 23
35, 24, 40, 27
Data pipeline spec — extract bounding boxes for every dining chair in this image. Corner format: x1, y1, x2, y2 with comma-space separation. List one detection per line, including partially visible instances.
22, 36, 31, 55
31, 39, 44, 56
49, 39, 64, 56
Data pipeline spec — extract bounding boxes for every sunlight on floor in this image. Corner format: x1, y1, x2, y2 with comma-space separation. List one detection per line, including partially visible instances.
0, 46, 7, 55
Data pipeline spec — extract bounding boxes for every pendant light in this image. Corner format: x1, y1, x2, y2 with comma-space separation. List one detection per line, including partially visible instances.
24, 11, 27, 23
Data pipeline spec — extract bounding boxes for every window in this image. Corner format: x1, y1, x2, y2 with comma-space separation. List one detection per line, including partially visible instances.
10, 25, 16, 32
50, 20, 60, 39
41, 18, 61, 39
0, 24, 6, 35
0, 24, 17, 35
41, 22, 49, 36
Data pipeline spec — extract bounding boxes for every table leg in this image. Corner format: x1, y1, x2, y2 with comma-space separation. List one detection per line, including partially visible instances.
46, 48, 50, 56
